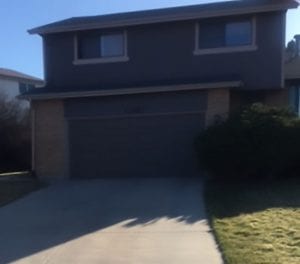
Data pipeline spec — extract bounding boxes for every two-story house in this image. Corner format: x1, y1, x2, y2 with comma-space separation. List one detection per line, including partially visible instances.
0, 68, 43, 108
22, 0, 299, 181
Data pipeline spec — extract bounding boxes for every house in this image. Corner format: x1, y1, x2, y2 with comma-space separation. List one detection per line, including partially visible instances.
0, 68, 43, 108
22, 0, 299, 181
286, 35, 300, 114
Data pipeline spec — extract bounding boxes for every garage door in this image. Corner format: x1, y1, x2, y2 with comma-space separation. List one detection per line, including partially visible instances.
66, 91, 207, 178
68, 113, 204, 178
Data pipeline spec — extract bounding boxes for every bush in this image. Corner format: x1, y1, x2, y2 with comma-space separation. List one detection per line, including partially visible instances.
195, 103, 300, 180
0, 94, 31, 173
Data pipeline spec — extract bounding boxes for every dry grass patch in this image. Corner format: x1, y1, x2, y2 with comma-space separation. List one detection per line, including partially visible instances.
206, 179, 300, 264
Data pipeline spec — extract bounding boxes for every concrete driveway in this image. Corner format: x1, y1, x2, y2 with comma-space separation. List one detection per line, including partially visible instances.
0, 178, 223, 264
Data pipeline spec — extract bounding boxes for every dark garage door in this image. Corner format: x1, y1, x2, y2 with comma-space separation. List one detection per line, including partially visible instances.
68, 113, 204, 178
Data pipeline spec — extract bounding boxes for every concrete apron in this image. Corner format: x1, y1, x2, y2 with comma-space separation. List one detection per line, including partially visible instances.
0, 178, 223, 264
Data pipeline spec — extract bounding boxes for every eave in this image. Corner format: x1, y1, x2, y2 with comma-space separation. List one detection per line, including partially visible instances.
19, 81, 242, 101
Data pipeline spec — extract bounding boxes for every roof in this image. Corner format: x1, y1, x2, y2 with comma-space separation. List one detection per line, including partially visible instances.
0, 68, 44, 85
20, 81, 242, 101
29, 0, 299, 35
19, 78, 242, 100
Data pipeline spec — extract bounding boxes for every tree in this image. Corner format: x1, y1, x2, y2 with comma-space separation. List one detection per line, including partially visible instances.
286, 39, 297, 61
0, 93, 31, 173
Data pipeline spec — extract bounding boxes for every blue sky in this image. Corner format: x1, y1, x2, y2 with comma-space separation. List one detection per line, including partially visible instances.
0, 0, 299, 79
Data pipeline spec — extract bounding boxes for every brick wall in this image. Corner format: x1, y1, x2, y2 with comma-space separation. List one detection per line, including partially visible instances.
205, 89, 230, 127
32, 100, 67, 181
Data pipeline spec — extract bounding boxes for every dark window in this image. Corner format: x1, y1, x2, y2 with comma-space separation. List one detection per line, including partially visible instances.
78, 34, 100, 59
19, 83, 34, 94
198, 18, 253, 50
198, 22, 225, 49
19, 83, 27, 94
78, 32, 125, 59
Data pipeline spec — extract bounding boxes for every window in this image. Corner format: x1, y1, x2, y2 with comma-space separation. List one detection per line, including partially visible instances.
225, 21, 252, 46
101, 34, 124, 57
19, 83, 35, 94
76, 31, 128, 64
195, 17, 255, 55
198, 22, 225, 49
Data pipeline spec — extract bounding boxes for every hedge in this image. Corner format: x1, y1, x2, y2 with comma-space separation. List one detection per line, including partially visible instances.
195, 103, 300, 180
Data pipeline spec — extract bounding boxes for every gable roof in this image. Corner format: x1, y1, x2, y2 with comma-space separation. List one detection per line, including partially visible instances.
29, 0, 299, 35
0, 68, 44, 85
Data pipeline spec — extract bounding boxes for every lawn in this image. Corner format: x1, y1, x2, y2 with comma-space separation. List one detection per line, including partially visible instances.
0, 175, 41, 207
205, 179, 300, 264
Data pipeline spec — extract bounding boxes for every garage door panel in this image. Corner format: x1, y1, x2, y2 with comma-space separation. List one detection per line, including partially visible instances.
69, 113, 204, 178
65, 91, 207, 119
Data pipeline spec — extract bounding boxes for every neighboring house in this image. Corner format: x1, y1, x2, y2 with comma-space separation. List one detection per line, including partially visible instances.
286, 35, 300, 115
0, 68, 43, 108
22, 0, 299, 181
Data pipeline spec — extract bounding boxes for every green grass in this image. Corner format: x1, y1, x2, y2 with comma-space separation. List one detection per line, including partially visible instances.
0, 179, 41, 207
205, 179, 300, 264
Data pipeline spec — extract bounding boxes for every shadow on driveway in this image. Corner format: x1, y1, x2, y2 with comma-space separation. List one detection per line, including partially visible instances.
0, 177, 211, 263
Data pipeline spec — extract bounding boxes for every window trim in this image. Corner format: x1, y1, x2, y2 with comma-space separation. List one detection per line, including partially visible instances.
73, 30, 129, 65
194, 16, 257, 56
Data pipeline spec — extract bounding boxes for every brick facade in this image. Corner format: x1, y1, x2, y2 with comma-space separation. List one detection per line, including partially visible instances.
32, 100, 67, 181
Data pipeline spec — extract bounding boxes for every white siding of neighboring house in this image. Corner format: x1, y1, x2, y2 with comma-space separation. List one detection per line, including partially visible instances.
0, 78, 29, 108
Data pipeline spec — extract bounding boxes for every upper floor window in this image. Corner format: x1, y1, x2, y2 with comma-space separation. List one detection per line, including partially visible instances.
74, 30, 129, 64
195, 17, 256, 55
100, 33, 124, 57
226, 21, 252, 46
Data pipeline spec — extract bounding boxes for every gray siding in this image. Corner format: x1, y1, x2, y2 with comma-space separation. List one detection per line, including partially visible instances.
44, 11, 285, 90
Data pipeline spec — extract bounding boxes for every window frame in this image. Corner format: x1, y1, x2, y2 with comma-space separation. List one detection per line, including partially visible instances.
194, 16, 257, 56
73, 30, 129, 65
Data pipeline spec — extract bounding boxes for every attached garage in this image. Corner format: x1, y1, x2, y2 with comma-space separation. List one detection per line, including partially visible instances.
30, 86, 231, 181
65, 91, 206, 178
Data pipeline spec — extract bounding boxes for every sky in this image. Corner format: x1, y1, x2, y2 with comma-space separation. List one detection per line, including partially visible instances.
0, 0, 299, 79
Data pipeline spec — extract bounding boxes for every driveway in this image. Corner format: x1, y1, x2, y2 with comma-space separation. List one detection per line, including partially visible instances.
0, 178, 223, 264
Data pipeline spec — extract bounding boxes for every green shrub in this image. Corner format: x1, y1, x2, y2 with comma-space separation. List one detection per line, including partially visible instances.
195, 103, 300, 180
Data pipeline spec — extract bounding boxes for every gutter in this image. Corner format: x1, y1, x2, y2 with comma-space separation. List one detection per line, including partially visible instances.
19, 81, 243, 101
